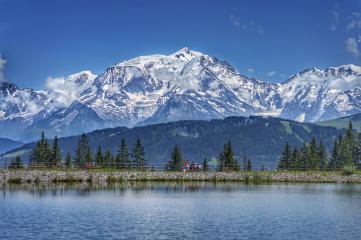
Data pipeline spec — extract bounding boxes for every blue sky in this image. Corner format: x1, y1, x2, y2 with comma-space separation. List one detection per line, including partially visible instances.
0, 0, 361, 89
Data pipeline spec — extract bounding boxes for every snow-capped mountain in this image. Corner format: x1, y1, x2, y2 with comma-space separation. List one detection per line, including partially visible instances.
1, 47, 361, 141
278, 65, 361, 122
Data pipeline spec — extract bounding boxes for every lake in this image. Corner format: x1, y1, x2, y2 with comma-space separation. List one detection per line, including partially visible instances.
1, 182, 361, 239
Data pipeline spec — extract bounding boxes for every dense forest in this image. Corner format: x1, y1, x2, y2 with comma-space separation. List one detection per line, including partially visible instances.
278, 122, 361, 171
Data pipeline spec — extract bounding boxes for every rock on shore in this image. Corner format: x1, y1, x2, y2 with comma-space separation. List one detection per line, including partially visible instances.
1, 170, 361, 185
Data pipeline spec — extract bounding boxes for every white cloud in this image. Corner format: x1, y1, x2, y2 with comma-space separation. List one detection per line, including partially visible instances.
229, 15, 264, 35
330, 9, 340, 31
0, 54, 7, 82
345, 37, 360, 57
247, 68, 254, 73
45, 72, 96, 108
267, 71, 276, 77
347, 12, 361, 29
229, 15, 241, 27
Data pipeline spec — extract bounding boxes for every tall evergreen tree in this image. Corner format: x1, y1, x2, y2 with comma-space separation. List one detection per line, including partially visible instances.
246, 158, 252, 171
29, 131, 52, 165
65, 152, 72, 168
319, 140, 328, 171
203, 158, 209, 172
95, 146, 104, 167
10, 155, 23, 169
166, 144, 183, 171
278, 142, 291, 170
132, 138, 146, 169
329, 136, 342, 170
116, 138, 130, 168
74, 133, 92, 167
354, 133, 361, 169
308, 136, 320, 170
51, 136, 62, 167
289, 147, 299, 170
104, 150, 113, 167
218, 141, 239, 171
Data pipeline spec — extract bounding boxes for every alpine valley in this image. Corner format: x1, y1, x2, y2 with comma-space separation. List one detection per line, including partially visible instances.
1, 47, 361, 142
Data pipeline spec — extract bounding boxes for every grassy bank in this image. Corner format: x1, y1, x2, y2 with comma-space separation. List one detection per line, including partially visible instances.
2, 169, 361, 185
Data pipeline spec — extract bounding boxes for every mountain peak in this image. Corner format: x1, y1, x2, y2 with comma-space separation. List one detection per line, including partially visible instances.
170, 47, 203, 61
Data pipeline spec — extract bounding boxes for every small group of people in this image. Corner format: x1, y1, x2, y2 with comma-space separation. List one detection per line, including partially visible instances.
182, 160, 202, 171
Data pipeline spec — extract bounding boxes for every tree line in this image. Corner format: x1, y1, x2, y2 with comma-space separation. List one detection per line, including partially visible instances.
278, 121, 361, 171
29, 132, 147, 169
9, 131, 253, 171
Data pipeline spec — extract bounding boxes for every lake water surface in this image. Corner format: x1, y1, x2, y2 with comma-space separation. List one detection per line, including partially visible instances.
1, 183, 361, 240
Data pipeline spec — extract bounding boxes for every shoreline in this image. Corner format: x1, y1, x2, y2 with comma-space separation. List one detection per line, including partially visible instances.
2, 170, 361, 185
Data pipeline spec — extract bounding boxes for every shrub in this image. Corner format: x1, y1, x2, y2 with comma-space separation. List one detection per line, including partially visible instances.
342, 164, 355, 176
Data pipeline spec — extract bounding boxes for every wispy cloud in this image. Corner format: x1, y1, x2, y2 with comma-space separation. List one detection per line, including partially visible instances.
0, 54, 6, 82
347, 12, 361, 29
267, 71, 276, 77
229, 14, 241, 27
247, 68, 254, 73
345, 37, 360, 57
330, 9, 340, 31
229, 14, 264, 35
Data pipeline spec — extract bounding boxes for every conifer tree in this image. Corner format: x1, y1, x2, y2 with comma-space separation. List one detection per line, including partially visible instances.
51, 136, 62, 167
29, 131, 52, 165
278, 142, 291, 170
319, 140, 328, 171
65, 152, 72, 168
166, 144, 183, 171
132, 138, 146, 169
10, 155, 23, 169
74, 133, 92, 167
95, 146, 104, 167
217, 141, 239, 171
354, 133, 361, 169
328, 138, 339, 170
308, 136, 320, 170
104, 150, 113, 167
116, 138, 130, 168
246, 158, 252, 171
203, 158, 209, 172
289, 147, 299, 170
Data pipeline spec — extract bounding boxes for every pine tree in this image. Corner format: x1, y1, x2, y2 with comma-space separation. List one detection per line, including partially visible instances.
116, 139, 130, 168
246, 158, 252, 171
132, 138, 146, 169
65, 152, 72, 168
166, 144, 183, 171
51, 136, 62, 167
217, 141, 239, 171
104, 150, 113, 167
340, 136, 353, 167
203, 158, 209, 172
278, 142, 291, 170
300, 144, 310, 170
29, 131, 52, 165
354, 133, 361, 169
319, 140, 328, 171
10, 155, 23, 169
328, 139, 338, 170
95, 146, 104, 167
308, 137, 320, 170
74, 133, 92, 168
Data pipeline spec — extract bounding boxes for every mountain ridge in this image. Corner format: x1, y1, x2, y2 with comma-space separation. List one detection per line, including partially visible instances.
1, 115, 344, 169
0, 48, 360, 141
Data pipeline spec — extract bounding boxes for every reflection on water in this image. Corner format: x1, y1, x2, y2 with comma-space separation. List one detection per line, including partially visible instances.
2, 182, 361, 198
1, 182, 361, 240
